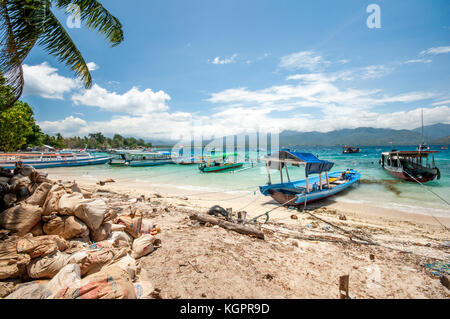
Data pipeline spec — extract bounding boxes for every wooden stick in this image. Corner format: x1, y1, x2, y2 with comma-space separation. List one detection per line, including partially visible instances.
189, 213, 265, 239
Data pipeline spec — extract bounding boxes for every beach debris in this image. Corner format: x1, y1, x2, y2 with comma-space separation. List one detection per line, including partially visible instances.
370, 254, 375, 261
440, 275, 450, 290
339, 275, 350, 299
290, 214, 298, 220
188, 260, 202, 273
97, 179, 115, 186
425, 262, 450, 277
339, 214, 347, 221
263, 273, 274, 281
131, 235, 161, 259
189, 212, 265, 240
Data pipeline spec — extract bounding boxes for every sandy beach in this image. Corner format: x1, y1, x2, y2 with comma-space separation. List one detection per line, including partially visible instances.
45, 171, 450, 299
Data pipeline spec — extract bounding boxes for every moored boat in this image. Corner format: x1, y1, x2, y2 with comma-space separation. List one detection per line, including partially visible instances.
0, 152, 110, 169
198, 152, 244, 173
259, 149, 360, 206
342, 146, 361, 154
108, 150, 174, 167
380, 150, 440, 183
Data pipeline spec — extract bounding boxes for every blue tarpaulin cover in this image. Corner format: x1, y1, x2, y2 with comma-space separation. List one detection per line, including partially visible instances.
265, 149, 334, 177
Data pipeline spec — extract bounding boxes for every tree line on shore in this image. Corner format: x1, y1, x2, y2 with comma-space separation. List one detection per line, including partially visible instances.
0, 75, 151, 152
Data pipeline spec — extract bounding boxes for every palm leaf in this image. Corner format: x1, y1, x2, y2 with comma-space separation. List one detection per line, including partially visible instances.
53, 0, 123, 46
38, 6, 92, 88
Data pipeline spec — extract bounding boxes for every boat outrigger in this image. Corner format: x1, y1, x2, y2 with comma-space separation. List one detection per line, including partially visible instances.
0, 152, 110, 169
198, 152, 244, 173
380, 151, 440, 183
259, 149, 361, 206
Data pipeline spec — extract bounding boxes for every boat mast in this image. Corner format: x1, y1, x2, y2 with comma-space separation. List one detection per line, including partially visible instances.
421, 108, 425, 146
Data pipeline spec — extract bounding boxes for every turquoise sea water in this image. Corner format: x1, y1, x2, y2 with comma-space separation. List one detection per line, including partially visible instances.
48, 146, 449, 218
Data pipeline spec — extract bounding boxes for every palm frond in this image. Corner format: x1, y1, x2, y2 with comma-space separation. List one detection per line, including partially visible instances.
38, 7, 92, 88
53, 0, 123, 46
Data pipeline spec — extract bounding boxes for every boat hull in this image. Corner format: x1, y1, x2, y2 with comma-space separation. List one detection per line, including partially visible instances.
382, 166, 438, 183
260, 170, 361, 206
199, 162, 244, 173
0, 156, 110, 169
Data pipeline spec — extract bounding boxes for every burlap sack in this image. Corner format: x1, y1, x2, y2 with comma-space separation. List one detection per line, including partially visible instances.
90, 222, 112, 242
0, 239, 30, 279
58, 193, 84, 215
5, 281, 52, 299
56, 266, 136, 299
0, 203, 42, 236
17, 235, 68, 259
131, 235, 161, 259
43, 216, 88, 240
42, 184, 67, 215
74, 199, 107, 231
25, 182, 53, 207
116, 214, 142, 238
27, 251, 70, 279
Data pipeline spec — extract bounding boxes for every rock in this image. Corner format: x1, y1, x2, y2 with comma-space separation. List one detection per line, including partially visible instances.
440, 275, 450, 290
339, 214, 347, 221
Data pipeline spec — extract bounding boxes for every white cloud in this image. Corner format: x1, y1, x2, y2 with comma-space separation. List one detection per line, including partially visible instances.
71, 84, 171, 115
402, 59, 432, 64
86, 62, 99, 71
39, 116, 89, 137
360, 65, 393, 79
210, 54, 238, 65
420, 46, 450, 55
279, 51, 330, 71
23, 62, 78, 99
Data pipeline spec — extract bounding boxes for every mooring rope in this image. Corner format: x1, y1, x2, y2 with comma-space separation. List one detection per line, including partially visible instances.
402, 170, 449, 232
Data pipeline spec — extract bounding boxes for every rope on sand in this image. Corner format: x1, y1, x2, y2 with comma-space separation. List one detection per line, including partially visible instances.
403, 171, 449, 232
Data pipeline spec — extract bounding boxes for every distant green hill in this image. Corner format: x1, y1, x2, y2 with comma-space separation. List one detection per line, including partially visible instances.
279, 123, 450, 147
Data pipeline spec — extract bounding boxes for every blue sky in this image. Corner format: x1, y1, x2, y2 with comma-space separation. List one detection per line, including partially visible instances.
21, 0, 450, 141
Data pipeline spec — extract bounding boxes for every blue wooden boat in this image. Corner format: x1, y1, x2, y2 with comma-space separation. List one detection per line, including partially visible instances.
259, 149, 360, 206
0, 152, 110, 169
109, 150, 174, 167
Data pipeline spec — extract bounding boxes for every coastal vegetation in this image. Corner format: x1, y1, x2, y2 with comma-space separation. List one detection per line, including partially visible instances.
0, 0, 123, 108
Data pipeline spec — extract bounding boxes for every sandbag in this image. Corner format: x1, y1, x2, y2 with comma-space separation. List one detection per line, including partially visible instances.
5, 281, 52, 299
43, 216, 88, 240
116, 214, 142, 238
0, 239, 31, 279
74, 199, 107, 231
3, 193, 17, 207
134, 281, 154, 299
27, 251, 70, 279
17, 235, 68, 259
69, 248, 118, 277
90, 222, 112, 242
9, 175, 30, 191
47, 264, 81, 297
42, 184, 67, 215
56, 266, 136, 299
109, 231, 133, 247
0, 203, 42, 236
25, 182, 52, 207
131, 235, 161, 259
58, 193, 84, 215
30, 222, 44, 236
111, 224, 126, 232
107, 254, 137, 280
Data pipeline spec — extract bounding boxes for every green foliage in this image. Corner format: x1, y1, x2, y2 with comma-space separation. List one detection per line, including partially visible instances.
0, 0, 124, 108
0, 101, 36, 151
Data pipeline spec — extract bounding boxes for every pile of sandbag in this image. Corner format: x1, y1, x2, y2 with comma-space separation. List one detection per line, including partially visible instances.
0, 163, 161, 299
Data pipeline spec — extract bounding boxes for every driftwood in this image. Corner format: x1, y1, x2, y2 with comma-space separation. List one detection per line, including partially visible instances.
189, 213, 265, 240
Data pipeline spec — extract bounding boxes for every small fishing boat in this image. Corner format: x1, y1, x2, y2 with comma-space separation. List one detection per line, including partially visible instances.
109, 150, 173, 167
0, 152, 110, 169
259, 149, 360, 206
342, 146, 361, 154
198, 152, 244, 173
380, 150, 440, 183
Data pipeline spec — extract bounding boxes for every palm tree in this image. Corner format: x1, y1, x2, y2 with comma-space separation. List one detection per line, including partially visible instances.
0, 0, 123, 108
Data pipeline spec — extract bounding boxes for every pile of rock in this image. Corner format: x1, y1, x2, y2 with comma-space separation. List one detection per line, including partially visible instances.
0, 164, 160, 299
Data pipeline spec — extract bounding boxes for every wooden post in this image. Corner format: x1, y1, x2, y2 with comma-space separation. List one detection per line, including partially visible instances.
279, 161, 283, 183
305, 176, 309, 193
285, 163, 291, 182
266, 162, 272, 185
319, 173, 322, 190
325, 171, 330, 188
339, 275, 349, 299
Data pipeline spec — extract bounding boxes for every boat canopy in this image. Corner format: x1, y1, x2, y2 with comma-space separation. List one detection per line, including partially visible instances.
264, 149, 334, 177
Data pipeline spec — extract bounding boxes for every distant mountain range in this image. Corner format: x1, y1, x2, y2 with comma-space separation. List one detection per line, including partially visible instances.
151, 123, 450, 147
280, 123, 450, 147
